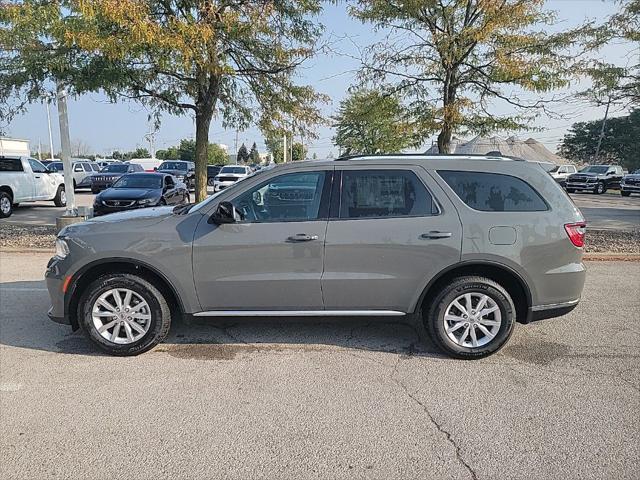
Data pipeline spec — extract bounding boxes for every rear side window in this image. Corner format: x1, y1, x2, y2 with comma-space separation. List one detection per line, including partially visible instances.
0, 157, 24, 172
339, 169, 437, 219
439, 170, 548, 212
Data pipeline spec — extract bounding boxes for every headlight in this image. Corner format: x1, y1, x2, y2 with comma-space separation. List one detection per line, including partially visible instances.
137, 198, 157, 205
55, 238, 70, 259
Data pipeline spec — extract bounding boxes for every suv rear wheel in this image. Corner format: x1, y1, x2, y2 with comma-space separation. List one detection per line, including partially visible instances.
594, 181, 606, 194
424, 276, 515, 359
78, 273, 171, 356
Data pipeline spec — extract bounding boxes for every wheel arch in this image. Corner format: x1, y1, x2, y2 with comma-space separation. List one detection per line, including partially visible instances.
414, 260, 533, 324
65, 257, 185, 330
0, 185, 14, 200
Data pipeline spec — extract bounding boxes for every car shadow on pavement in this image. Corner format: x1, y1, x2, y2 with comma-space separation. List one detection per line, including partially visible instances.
0, 280, 445, 359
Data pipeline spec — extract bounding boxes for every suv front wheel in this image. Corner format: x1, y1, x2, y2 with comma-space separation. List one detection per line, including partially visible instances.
425, 276, 515, 359
78, 273, 172, 356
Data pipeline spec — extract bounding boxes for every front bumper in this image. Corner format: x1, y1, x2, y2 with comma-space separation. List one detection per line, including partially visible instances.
566, 181, 597, 191
45, 256, 71, 325
621, 183, 640, 193
213, 181, 237, 192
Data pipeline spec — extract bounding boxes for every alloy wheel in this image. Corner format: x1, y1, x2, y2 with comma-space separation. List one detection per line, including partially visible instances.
91, 288, 152, 344
0, 196, 11, 214
443, 292, 502, 348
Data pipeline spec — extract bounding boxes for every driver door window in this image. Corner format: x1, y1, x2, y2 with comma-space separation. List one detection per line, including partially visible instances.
231, 171, 327, 223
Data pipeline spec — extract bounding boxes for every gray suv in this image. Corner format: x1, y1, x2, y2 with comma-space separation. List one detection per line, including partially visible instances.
46, 155, 587, 359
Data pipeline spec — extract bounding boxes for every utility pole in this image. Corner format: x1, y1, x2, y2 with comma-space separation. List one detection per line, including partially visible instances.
234, 130, 239, 164
594, 95, 611, 162
56, 82, 76, 216
46, 98, 55, 160
283, 133, 287, 163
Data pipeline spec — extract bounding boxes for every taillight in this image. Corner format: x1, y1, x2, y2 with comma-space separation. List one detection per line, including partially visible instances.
564, 222, 586, 247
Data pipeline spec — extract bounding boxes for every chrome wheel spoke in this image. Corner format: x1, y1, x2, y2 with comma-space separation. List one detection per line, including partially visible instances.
476, 295, 489, 312
452, 300, 467, 315
97, 298, 117, 312
469, 325, 478, 347
127, 320, 146, 335
446, 321, 466, 334
476, 323, 495, 339
123, 322, 134, 342
478, 318, 500, 327
131, 312, 151, 321
110, 322, 121, 342
98, 319, 118, 333
93, 310, 117, 318
458, 325, 470, 345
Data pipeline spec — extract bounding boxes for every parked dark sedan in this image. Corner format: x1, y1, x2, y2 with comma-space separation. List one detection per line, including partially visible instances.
93, 173, 189, 216
156, 161, 195, 190
91, 162, 144, 193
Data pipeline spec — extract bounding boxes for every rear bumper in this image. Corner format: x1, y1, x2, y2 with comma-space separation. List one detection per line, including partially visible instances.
526, 299, 580, 323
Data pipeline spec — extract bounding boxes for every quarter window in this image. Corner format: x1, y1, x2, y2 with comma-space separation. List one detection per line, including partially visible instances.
0, 157, 23, 172
232, 171, 327, 223
439, 170, 548, 212
339, 169, 436, 219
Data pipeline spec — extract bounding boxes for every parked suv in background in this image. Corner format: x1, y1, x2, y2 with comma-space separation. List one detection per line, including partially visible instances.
48, 160, 100, 190
207, 165, 223, 186
620, 169, 640, 197
46, 155, 586, 359
548, 164, 577, 186
565, 164, 624, 194
91, 162, 144, 193
156, 161, 195, 190
213, 165, 252, 191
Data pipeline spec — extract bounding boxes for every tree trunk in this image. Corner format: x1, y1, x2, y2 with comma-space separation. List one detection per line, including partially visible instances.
437, 126, 453, 154
194, 110, 212, 203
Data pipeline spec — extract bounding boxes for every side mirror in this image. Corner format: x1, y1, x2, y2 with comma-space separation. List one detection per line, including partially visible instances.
153, 167, 158, 171
210, 201, 241, 224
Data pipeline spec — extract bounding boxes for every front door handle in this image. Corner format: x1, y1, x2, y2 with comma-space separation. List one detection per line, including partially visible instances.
286, 233, 319, 242
420, 231, 452, 240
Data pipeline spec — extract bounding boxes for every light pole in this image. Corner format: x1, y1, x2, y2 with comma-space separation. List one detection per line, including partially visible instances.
56, 82, 76, 217
45, 97, 55, 160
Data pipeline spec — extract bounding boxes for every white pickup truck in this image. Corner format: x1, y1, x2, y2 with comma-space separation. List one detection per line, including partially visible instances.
0, 156, 67, 218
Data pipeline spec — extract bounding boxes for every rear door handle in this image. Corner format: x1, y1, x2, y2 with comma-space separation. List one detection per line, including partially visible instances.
420, 231, 452, 240
286, 233, 319, 242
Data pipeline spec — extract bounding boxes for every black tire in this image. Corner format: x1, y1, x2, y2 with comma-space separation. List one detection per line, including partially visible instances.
566, 188, 575, 194
77, 274, 172, 356
424, 276, 516, 359
73, 179, 77, 191
53, 185, 67, 207
595, 181, 606, 194
0, 191, 13, 218
621, 190, 631, 197
207, 178, 215, 186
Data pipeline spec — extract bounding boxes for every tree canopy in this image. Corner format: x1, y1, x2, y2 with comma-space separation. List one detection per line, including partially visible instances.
350, 0, 594, 153
333, 88, 425, 154
559, 109, 639, 171
1, 1, 326, 200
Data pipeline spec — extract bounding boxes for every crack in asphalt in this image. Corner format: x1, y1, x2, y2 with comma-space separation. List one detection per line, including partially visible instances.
390, 356, 479, 480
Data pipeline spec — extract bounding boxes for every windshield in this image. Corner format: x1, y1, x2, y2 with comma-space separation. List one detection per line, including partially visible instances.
220, 166, 247, 174
112, 174, 162, 189
580, 165, 609, 174
158, 161, 187, 170
102, 164, 128, 173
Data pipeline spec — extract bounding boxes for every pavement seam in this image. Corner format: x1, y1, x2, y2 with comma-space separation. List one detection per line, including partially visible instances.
390, 356, 480, 480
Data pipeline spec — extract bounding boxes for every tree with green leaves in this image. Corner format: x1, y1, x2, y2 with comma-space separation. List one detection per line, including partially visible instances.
249, 142, 260, 163
1, 1, 326, 202
350, 0, 594, 153
237, 143, 249, 164
208, 143, 228, 165
292, 142, 306, 161
334, 89, 425, 154
559, 109, 639, 172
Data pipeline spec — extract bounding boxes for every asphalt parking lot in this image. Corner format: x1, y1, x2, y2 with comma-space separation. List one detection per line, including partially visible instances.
2, 190, 639, 231
0, 252, 638, 479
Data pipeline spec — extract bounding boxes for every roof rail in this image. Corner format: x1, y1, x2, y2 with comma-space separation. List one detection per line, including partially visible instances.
335, 152, 525, 161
